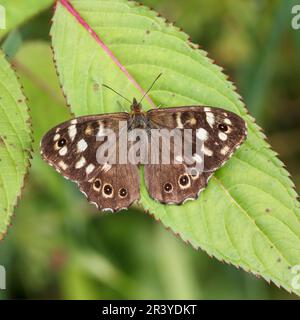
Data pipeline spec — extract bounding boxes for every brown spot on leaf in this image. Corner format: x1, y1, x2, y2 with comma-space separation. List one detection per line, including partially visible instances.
9, 143, 16, 148
0, 136, 5, 146
93, 83, 100, 92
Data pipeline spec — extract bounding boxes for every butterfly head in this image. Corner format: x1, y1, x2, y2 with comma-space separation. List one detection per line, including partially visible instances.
131, 98, 143, 114
130, 73, 163, 114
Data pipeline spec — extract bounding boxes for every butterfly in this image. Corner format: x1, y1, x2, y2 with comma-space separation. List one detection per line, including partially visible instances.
40, 78, 247, 212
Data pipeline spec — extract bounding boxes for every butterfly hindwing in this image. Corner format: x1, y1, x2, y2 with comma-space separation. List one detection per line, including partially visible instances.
78, 164, 140, 212
144, 164, 210, 204
145, 106, 247, 204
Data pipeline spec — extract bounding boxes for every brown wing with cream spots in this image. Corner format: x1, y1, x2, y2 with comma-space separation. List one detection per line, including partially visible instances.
144, 163, 210, 204
78, 163, 140, 212
148, 106, 247, 172
145, 106, 247, 204
40, 113, 140, 211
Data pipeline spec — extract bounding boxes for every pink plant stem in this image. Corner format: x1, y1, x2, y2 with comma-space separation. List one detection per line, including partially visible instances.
59, 0, 156, 108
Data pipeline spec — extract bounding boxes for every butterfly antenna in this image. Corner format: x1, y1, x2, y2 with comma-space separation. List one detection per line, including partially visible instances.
102, 84, 132, 104
139, 73, 163, 105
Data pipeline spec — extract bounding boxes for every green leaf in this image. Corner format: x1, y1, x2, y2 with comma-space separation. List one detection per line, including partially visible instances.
0, 0, 54, 39
51, 0, 300, 295
14, 41, 71, 204
0, 51, 32, 237
1, 30, 23, 60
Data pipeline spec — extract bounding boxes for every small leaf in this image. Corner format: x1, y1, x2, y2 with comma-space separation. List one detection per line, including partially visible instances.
0, 0, 54, 39
0, 50, 32, 237
51, 0, 300, 295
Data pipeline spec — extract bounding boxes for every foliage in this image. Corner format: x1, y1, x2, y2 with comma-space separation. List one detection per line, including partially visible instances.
51, 0, 300, 295
0, 0, 54, 39
0, 0, 299, 299
0, 51, 31, 238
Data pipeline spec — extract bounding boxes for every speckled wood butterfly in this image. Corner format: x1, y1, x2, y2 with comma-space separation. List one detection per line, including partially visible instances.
41, 81, 247, 212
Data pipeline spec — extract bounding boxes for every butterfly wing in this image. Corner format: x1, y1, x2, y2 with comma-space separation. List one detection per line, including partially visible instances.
145, 106, 247, 204
78, 164, 140, 212
40, 113, 140, 212
144, 163, 210, 204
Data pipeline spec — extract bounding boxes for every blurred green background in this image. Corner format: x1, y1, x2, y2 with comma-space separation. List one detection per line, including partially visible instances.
0, 0, 300, 299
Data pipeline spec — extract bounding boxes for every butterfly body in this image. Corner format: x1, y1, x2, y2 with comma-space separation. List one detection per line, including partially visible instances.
41, 100, 247, 212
